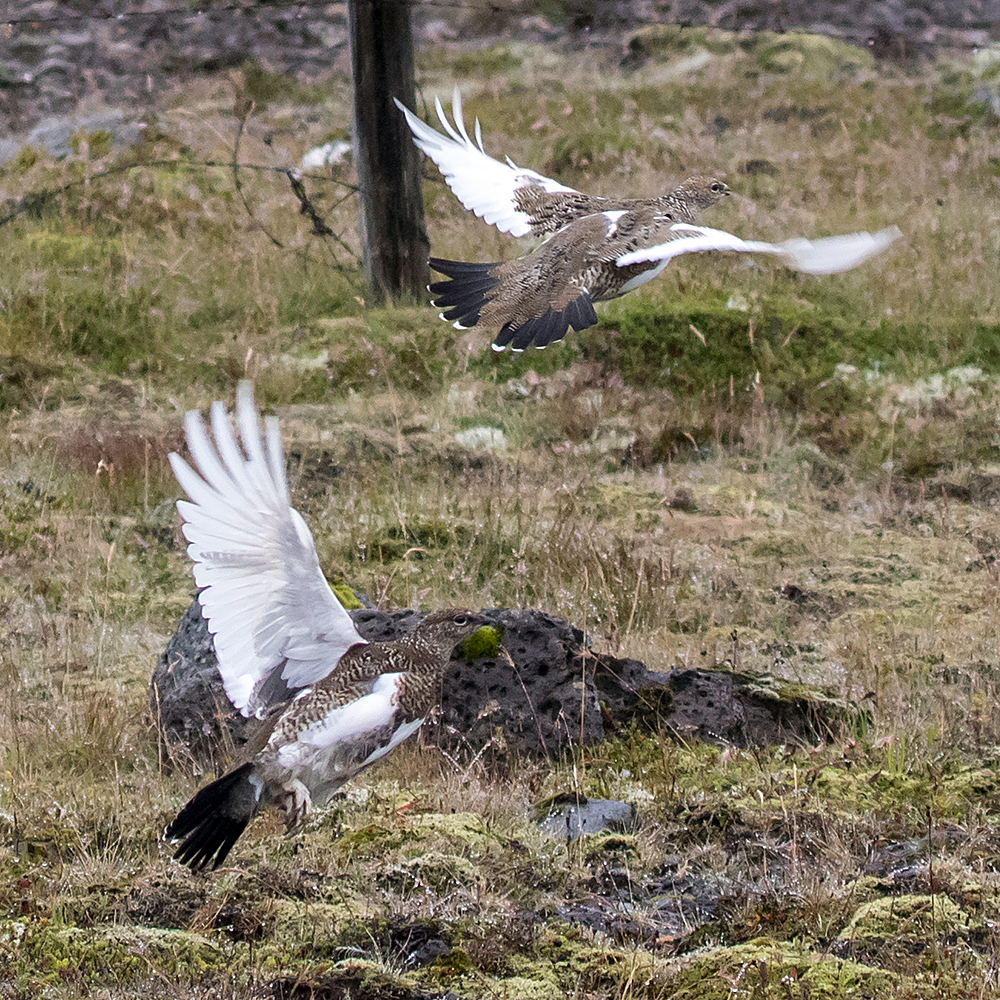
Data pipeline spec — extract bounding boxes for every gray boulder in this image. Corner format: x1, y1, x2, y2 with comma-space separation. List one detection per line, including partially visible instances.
537, 795, 635, 841
151, 599, 855, 767
151, 601, 606, 765
151, 598, 244, 769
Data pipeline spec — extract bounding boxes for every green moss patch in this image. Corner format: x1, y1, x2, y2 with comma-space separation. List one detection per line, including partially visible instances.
330, 579, 365, 610
667, 940, 897, 999
839, 894, 976, 943
3, 921, 223, 991
461, 625, 501, 661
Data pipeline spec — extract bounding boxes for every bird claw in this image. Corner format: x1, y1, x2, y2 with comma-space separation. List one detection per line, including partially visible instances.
279, 781, 312, 831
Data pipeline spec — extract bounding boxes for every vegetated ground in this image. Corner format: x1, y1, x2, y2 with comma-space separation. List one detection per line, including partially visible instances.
3, 23, 1000, 1000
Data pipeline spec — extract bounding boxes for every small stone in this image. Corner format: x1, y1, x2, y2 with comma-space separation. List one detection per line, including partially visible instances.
537, 796, 634, 840
455, 426, 507, 451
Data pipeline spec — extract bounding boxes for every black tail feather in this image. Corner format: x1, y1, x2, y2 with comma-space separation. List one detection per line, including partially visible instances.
429, 257, 599, 350
494, 293, 598, 352
165, 762, 259, 871
563, 295, 599, 333
429, 257, 500, 277
428, 258, 501, 329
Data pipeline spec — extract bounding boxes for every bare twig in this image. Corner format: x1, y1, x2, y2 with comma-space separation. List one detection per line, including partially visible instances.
287, 167, 333, 235
287, 167, 367, 267
231, 91, 283, 249
0, 158, 356, 229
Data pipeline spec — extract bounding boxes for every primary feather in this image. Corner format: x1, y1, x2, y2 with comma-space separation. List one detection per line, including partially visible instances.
169, 383, 366, 716
617, 223, 903, 274
394, 89, 578, 238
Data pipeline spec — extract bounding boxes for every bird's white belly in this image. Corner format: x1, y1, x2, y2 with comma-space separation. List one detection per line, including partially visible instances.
275, 715, 426, 805
281, 740, 362, 804
267, 673, 426, 808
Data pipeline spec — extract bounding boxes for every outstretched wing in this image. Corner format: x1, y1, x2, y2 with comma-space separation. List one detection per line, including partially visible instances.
169, 382, 365, 717
617, 223, 903, 274
395, 88, 579, 238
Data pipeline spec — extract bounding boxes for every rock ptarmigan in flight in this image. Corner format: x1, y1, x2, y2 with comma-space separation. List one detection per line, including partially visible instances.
164, 382, 487, 869
395, 90, 901, 353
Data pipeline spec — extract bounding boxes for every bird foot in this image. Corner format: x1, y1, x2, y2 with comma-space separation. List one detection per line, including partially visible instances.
279, 780, 312, 831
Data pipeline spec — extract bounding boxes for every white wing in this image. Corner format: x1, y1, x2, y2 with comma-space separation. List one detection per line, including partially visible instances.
170, 382, 365, 717
394, 88, 578, 238
617, 223, 903, 274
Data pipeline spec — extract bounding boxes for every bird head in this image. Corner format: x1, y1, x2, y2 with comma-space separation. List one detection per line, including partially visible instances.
413, 608, 491, 660
674, 176, 731, 211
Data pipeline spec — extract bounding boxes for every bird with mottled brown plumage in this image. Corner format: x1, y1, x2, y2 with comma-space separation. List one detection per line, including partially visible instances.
163, 383, 488, 870
395, 90, 902, 353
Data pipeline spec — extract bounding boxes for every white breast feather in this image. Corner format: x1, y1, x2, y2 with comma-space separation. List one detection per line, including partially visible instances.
294, 673, 404, 750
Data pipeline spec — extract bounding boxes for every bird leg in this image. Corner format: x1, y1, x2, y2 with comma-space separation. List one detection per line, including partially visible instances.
278, 779, 312, 831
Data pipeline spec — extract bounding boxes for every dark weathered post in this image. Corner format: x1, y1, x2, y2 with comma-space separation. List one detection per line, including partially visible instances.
347, 0, 429, 305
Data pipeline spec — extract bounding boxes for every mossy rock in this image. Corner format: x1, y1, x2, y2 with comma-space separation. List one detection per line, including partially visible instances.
460, 975, 563, 1000
330, 579, 364, 610
584, 832, 639, 862
6, 922, 223, 988
271, 957, 450, 999
267, 898, 365, 949
737, 673, 863, 739
622, 24, 732, 63
838, 894, 977, 943
839, 875, 892, 905
741, 675, 853, 713
338, 811, 500, 864
663, 668, 863, 748
461, 624, 502, 662
810, 764, 923, 814
378, 851, 478, 894
666, 939, 897, 999
753, 31, 874, 77
336, 822, 416, 860
938, 766, 1000, 800
411, 811, 499, 847
810, 761, 1000, 819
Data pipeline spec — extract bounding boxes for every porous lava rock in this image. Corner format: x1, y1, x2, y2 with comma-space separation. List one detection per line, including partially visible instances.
152, 599, 854, 767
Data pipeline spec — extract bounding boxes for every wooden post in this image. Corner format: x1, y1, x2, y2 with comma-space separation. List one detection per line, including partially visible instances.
348, 0, 429, 305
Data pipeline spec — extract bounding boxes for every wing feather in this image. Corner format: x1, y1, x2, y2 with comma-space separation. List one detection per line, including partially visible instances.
170, 381, 365, 717
394, 88, 577, 238
210, 401, 261, 503
183, 410, 238, 499
617, 223, 902, 274
280, 675, 422, 774
265, 415, 287, 493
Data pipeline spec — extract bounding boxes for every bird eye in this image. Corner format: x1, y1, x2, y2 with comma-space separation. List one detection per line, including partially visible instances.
455, 615, 468, 626
711, 183, 721, 192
